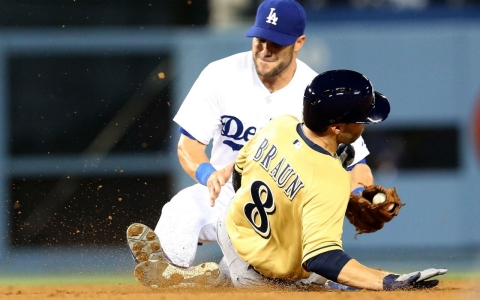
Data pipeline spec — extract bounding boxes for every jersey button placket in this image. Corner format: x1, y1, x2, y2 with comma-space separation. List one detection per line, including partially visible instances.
265, 97, 272, 120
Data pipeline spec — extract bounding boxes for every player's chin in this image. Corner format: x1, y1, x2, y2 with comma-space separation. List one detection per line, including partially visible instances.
255, 61, 275, 75
338, 134, 360, 145
256, 67, 280, 78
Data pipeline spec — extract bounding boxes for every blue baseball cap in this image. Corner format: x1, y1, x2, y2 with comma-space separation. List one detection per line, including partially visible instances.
245, 0, 306, 46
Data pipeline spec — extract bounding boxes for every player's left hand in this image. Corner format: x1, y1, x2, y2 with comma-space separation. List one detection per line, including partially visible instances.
207, 163, 234, 207
383, 268, 448, 290
346, 184, 404, 235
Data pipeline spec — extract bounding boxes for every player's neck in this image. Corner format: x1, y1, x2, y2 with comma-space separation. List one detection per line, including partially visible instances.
260, 60, 297, 93
301, 124, 338, 156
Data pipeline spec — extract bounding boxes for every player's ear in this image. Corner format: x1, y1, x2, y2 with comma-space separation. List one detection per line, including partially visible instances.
293, 35, 306, 52
330, 124, 342, 135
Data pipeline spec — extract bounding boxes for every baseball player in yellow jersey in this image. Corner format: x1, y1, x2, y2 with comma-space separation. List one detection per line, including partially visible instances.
216, 69, 447, 290
226, 115, 349, 281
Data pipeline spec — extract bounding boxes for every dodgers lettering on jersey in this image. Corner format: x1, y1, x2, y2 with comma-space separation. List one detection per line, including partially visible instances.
227, 115, 351, 281
221, 115, 256, 151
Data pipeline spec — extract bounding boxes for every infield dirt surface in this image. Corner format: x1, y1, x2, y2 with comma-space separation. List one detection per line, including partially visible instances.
0, 279, 478, 300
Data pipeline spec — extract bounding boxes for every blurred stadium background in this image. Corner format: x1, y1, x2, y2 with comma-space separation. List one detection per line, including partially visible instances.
0, 0, 479, 283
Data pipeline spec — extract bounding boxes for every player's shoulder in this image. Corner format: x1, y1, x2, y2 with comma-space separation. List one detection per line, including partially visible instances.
295, 58, 318, 78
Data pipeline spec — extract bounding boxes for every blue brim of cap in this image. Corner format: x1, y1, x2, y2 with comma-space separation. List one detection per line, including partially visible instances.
359, 91, 391, 124
245, 26, 298, 46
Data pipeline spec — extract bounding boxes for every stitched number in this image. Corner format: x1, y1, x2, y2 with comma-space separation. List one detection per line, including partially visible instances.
243, 180, 276, 239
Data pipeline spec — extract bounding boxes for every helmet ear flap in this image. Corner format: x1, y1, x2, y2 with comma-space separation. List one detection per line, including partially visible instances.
303, 100, 332, 132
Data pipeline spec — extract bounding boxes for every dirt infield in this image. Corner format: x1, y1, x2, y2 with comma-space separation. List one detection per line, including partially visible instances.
0, 279, 478, 300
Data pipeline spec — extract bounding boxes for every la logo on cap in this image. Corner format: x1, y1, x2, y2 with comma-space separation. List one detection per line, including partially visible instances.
245, 0, 307, 46
266, 8, 278, 25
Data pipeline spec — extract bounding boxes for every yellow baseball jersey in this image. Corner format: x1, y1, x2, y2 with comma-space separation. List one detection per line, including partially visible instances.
226, 115, 351, 281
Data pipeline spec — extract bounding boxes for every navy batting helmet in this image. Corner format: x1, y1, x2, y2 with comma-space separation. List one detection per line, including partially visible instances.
303, 69, 390, 132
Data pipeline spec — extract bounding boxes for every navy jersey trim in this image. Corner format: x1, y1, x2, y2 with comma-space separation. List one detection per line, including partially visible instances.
303, 243, 342, 260
296, 123, 331, 156
178, 127, 196, 140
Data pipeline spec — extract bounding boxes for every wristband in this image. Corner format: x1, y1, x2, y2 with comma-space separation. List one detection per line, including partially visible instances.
195, 163, 216, 186
352, 186, 365, 195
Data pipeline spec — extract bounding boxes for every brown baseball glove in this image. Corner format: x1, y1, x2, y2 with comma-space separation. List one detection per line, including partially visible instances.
346, 184, 404, 236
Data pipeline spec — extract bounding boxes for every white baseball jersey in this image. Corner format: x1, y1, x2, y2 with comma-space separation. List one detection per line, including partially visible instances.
173, 51, 369, 170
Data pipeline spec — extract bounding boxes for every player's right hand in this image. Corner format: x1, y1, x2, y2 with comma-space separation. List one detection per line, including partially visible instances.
207, 163, 234, 207
383, 268, 447, 290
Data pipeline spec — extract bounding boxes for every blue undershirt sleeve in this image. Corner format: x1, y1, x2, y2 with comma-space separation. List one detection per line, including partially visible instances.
178, 126, 196, 140
305, 250, 352, 282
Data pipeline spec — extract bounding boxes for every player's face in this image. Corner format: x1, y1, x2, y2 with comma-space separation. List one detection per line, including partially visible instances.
252, 38, 295, 78
337, 123, 364, 145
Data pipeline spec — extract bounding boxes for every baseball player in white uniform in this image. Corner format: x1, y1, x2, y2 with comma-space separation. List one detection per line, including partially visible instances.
127, 0, 373, 288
